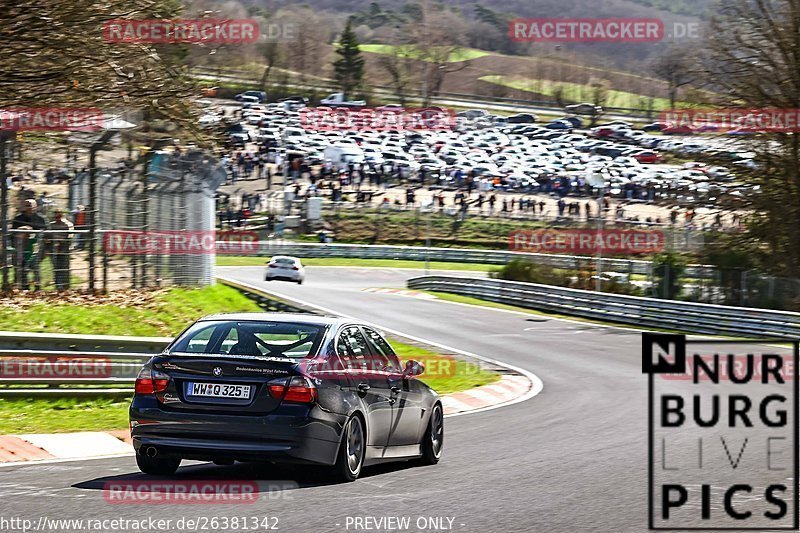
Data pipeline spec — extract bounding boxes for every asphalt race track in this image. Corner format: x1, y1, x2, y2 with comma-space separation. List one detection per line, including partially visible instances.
0, 266, 780, 532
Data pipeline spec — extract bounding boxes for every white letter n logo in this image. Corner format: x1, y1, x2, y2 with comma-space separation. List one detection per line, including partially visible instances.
643, 333, 686, 374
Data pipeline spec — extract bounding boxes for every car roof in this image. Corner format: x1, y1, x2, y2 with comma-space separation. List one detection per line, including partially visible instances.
197, 312, 348, 327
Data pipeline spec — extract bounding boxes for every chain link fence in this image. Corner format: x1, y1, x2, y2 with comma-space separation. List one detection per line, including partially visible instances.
75, 151, 225, 289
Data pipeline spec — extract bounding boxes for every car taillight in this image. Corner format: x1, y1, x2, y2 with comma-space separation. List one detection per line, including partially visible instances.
291, 266, 299, 270
135, 368, 170, 394
268, 376, 317, 403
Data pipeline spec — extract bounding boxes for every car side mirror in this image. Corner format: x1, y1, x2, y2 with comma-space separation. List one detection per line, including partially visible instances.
403, 360, 424, 377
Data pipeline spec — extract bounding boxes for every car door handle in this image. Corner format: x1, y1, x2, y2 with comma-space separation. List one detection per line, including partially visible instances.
357, 383, 370, 392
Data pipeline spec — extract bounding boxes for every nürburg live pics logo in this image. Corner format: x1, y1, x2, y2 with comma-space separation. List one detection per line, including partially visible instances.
643, 333, 799, 529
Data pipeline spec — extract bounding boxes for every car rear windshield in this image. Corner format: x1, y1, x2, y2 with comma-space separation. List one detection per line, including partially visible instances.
271, 257, 296, 265
169, 320, 325, 359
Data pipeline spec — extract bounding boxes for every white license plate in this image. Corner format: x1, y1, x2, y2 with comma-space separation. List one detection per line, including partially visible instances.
187, 382, 251, 399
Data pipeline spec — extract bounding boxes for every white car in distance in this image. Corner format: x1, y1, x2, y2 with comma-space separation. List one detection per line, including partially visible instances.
265, 256, 305, 284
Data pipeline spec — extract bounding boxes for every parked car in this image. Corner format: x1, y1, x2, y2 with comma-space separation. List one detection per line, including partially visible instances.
129, 314, 443, 481
565, 103, 603, 116
235, 90, 267, 103
662, 124, 695, 135
633, 151, 662, 164
225, 123, 250, 146
507, 113, 537, 124
321, 93, 367, 108
642, 122, 667, 132
546, 120, 573, 130
561, 116, 583, 128
324, 144, 366, 170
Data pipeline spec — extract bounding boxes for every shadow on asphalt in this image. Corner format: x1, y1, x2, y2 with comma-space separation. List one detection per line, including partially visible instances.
72, 459, 423, 493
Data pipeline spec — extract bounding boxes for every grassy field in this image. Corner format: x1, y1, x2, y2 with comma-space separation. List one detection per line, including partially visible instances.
0, 285, 263, 337
305, 209, 551, 249
0, 285, 498, 433
360, 44, 491, 62
479, 75, 682, 110
217, 256, 497, 271
0, 397, 133, 434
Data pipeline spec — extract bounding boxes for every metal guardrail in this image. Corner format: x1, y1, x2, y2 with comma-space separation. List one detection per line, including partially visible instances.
246, 242, 715, 279
0, 333, 171, 395
216, 277, 319, 315
407, 275, 800, 338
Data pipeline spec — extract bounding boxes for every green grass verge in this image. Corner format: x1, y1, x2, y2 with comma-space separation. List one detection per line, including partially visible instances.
387, 340, 499, 395
360, 44, 491, 62
0, 340, 498, 434
0, 285, 263, 337
479, 75, 690, 111
0, 397, 132, 434
217, 256, 496, 271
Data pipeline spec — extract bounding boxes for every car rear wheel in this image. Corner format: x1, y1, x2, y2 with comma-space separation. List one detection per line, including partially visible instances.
333, 415, 364, 482
136, 452, 181, 475
418, 403, 444, 465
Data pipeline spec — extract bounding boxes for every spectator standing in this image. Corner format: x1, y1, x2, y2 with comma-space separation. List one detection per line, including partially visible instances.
12, 199, 48, 291
50, 210, 73, 290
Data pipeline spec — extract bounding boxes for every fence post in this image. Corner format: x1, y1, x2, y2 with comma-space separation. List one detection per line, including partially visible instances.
0, 132, 11, 291
740, 269, 747, 307
102, 240, 108, 292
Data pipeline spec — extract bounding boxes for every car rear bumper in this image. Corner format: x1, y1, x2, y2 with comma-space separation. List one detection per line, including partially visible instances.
130, 404, 345, 465
265, 272, 302, 281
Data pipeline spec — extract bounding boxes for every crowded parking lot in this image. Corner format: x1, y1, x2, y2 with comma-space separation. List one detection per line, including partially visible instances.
202, 96, 754, 227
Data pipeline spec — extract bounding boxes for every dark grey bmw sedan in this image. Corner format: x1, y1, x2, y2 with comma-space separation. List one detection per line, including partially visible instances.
130, 313, 444, 481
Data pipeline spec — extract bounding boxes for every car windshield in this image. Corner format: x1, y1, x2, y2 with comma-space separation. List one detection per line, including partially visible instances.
169, 320, 325, 359
272, 257, 296, 266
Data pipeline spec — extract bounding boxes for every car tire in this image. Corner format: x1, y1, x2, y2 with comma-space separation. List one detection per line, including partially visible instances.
297, 279, 303, 285
332, 415, 364, 482
417, 403, 444, 465
136, 452, 181, 475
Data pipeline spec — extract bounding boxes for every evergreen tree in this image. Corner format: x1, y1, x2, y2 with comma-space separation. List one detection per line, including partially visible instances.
333, 18, 365, 101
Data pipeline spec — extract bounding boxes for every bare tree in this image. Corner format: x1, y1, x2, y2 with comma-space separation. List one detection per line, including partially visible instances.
650, 45, 697, 109
700, 0, 800, 277
588, 78, 610, 127
278, 7, 330, 85
374, 26, 418, 107
0, 0, 204, 137
406, 4, 471, 105
259, 41, 285, 92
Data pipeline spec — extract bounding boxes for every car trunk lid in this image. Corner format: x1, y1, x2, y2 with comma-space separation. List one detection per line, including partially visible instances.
151, 354, 302, 414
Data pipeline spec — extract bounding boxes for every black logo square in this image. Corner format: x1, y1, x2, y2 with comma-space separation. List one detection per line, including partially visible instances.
642, 333, 686, 374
